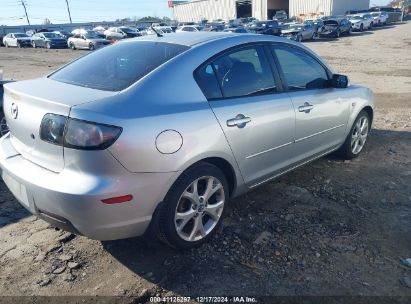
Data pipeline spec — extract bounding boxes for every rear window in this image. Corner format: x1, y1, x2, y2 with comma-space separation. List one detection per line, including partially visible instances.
50, 41, 190, 91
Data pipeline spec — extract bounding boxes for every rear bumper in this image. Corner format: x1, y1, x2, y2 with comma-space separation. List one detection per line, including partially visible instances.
0, 133, 176, 240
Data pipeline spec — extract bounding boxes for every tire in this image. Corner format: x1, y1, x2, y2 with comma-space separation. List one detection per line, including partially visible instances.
360, 24, 364, 32
297, 35, 302, 42
0, 110, 9, 137
370, 22, 373, 30
17, 42, 21, 48
70, 42, 76, 50
347, 27, 352, 35
4, 42, 8, 48
89, 43, 95, 51
338, 110, 371, 160
157, 162, 229, 249
335, 30, 340, 38
46, 42, 51, 49
32, 41, 36, 48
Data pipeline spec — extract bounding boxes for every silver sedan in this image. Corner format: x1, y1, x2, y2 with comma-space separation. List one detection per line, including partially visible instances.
0, 33, 374, 249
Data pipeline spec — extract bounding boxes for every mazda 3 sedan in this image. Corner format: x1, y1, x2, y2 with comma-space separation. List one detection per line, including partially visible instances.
0, 33, 374, 249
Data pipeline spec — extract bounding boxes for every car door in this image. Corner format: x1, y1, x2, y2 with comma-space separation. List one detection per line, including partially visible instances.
37, 34, 45, 47
271, 44, 351, 162
196, 44, 296, 186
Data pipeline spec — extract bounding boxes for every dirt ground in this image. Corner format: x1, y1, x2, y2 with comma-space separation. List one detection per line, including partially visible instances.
0, 20, 410, 303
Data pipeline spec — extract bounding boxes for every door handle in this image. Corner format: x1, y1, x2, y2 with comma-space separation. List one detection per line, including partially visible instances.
227, 114, 252, 128
298, 102, 314, 113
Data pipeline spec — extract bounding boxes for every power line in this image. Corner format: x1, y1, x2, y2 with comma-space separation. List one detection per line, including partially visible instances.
65, 0, 73, 23
19, 0, 31, 25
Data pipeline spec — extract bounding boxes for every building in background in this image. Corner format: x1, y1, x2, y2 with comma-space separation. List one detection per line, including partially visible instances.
173, 0, 370, 22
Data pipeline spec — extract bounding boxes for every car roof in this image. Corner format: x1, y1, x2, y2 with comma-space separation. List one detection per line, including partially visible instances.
120, 32, 303, 49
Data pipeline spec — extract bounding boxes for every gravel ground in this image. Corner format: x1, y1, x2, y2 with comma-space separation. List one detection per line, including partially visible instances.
0, 20, 410, 302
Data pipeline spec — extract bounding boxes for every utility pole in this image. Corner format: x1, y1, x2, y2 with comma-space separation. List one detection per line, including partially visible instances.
20, 0, 30, 25
65, 0, 73, 23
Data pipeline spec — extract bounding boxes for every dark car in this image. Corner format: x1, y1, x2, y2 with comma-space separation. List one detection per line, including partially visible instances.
319, 18, 352, 38
247, 20, 282, 36
31, 32, 67, 49
223, 27, 248, 33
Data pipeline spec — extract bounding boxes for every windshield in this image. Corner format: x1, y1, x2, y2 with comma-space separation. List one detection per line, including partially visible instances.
324, 20, 338, 25
43, 33, 60, 38
14, 33, 29, 38
50, 42, 190, 91
350, 16, 362, 20
371, 13, 379, 16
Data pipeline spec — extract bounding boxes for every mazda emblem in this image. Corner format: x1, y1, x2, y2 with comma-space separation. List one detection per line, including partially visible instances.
11, 103, 18, 119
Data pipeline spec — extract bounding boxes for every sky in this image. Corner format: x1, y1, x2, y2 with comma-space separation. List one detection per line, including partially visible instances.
1, 0, 391, 26
1, 0, 172, 26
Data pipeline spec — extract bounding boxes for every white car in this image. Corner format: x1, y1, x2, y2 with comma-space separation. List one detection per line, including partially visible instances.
2, 33, 32, 48
347, 14, 374, 31
103, 27, 140, 40
154, 26, 173, 34
370, 12, 389, 26
176, 25, 203, 32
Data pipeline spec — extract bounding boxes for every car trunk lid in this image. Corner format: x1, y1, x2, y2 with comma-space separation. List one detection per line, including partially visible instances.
3, 78, 116, 172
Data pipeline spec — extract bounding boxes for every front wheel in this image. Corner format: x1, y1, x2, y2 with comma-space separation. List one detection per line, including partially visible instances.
158, 163, 229, 249
89, 43, 95, 51
338, 110, 371, 159
46, 42, 51, 49
335, 30, 340, 38
360, 24, 364, 32
297, 35, 302, 42
70, 42, 76, 50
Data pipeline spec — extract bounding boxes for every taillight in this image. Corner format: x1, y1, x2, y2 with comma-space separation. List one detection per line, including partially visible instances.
40, 114, 122, 150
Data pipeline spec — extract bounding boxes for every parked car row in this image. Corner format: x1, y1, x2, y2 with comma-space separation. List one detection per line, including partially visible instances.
0, 10, 394, 50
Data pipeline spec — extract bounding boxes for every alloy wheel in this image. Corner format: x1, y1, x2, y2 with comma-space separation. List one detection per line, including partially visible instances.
351, 116, 369, 155
174, 176, 225, 242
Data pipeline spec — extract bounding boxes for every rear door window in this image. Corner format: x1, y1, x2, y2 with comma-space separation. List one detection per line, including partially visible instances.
50, 41, 190, 91
212, 46, 276, 98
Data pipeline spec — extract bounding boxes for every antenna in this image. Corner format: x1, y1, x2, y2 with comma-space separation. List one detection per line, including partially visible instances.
19, 0, 30, 25
65, 0, 73, 23
151, 25, 163, 37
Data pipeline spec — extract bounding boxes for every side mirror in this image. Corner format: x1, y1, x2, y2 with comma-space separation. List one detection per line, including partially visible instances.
331, 74, 349, 88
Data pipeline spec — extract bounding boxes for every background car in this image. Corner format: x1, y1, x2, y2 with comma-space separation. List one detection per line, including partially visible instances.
176, 25, 203, 32
370, 11, 389, 26
320, 18, 352, 38
304, 19, 325, 37
53, 30, 73, 39
281, 23, 315, 42
31, 32, 67, 49
68, 30, 111, 50
246, 20, 282, 36
347, 14, 374, 31
2, 33, 32, 48
104, 27, 140, 40
223, 28, 249, 33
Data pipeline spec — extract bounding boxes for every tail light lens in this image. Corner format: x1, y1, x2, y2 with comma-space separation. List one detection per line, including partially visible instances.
40, 114, 122, 150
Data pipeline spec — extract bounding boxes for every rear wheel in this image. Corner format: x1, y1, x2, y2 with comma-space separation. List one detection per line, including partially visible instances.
338, 110, 371, 159
158, 163, 229, 249
17, 42, 21, 48
89, 43, 95, 51
46, 42, 51, 49
70, 42, 76, 50
4, 42, 8, 48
